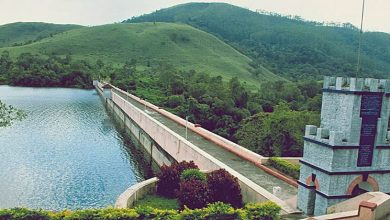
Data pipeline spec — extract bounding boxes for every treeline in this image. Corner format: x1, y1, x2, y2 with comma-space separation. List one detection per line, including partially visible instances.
97, 60, 321, 156
126, 2, 390, 80
0, 53, 321, 157
0, 51, 93, 88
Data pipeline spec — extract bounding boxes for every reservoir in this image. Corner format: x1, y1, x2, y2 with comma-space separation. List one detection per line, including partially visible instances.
0, 86, 153, 210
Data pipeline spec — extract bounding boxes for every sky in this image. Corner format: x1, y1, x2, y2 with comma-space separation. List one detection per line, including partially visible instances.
1, 0, 389, 33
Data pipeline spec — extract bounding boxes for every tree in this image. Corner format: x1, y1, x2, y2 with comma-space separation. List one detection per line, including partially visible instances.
229, 77, 248, 109
0, 100, 26, 127
236, 102, 319, 157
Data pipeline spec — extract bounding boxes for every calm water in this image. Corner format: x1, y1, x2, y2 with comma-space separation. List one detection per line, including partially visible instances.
0, 86, 152, 210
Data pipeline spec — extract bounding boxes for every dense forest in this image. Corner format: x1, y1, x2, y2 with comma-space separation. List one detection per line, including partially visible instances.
0, 52, 320, 156
126, 2, 390, 80
0, 52, 93, 88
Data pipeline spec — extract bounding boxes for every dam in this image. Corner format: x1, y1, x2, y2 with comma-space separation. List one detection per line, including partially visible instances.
95, 81, 299, 214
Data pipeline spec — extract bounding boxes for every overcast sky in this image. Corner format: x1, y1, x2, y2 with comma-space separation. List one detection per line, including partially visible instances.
1, 0, 389, 33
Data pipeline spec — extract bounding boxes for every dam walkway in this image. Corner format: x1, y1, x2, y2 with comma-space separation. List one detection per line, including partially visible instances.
97, 82, 299, 213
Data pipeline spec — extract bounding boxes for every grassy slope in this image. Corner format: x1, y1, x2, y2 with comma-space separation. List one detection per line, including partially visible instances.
126, 2, 390, 79
1, 22, 282, 88
0, 22, 82, 47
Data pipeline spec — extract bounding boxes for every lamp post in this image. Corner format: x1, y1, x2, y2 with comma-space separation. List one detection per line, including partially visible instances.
185, 116, 189, 140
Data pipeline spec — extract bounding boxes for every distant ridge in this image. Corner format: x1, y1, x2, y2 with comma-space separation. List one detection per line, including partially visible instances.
125, 2, 390, 79
0, 22, 83, 48
0, 22, 283, 88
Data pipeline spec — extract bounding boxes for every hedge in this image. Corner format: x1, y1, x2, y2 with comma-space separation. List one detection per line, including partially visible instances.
267, 157, 300, 179
0, 201, 281, 220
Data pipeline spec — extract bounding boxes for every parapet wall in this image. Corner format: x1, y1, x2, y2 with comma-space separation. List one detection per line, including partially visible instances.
110, 86, 298, 188
323, 76, 390, 92
96, 84, 298, 214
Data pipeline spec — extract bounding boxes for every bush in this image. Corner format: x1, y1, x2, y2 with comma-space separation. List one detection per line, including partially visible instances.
203, 202, 243, 220
181, 202, 245, 220
207, 169, 243, 208
0, 208, 50, 220
157, 161, 198, 198
134, 206, 178, 219
0, 201, 281, 219
267, 157, 300, 179
60, 208, 139, 219
181, 169, 207, 182
245, 202, 281, 220
178, 179, 210, 210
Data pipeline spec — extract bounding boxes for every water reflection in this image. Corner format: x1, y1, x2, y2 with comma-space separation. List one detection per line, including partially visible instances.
0, 86, 153, 210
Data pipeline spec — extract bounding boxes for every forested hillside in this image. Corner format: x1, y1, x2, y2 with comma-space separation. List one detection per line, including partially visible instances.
0, 22, 283, 88
126, 2, 390, 80
0, 22, 82, 48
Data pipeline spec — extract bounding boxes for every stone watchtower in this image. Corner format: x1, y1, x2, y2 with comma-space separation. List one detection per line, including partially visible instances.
298, 77, 390, 216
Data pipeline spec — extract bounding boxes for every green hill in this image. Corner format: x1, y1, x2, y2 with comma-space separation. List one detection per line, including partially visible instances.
0, 22, 82, 47
125, 2, 390, 80
1, 22, 282, 88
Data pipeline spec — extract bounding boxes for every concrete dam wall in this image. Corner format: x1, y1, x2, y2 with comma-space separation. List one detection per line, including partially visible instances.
95, 81, 298, 214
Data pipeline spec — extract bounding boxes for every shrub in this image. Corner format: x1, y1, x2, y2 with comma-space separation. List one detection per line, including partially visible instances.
245, 202, 281, 220
157, 161, 198, 198
178, 179, 210, 210
203, 202, 243, 220
0, 201, 281, 219
267, 157, 300, 179
174, 161, 198, 174
181, 169, 207, 182
180, 208, 204, 220
0, 208, 50, 220
207, 169, 243, 208
180, 202, 245, 220
62, 208, 139, 220
134, 206, 179, 220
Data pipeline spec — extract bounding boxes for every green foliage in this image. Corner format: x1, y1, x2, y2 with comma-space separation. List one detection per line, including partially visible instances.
180, 169, 207, 182
202, 202, 243, 220
0, 22, 280, 88
137, 67, 256, 142
236, 103, 320, 157
134, 195, 179, 210
245, 202, 281, 220
0, 22, 82, 48
0, 52, 94, 88
267, 157, 301, 180
157, 161, 199, 198
0, 208, 50, 220
181, 202, 244, 220
178, 179, 210, 209
256, 80, 322, 112
207, 169, 243, 208
0, 201, 281, 219
0, 100, 26, 127
127, 2, 390, 80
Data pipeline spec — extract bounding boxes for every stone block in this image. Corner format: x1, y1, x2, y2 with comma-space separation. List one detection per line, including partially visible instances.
305, 125, 318, 136
335, 77, 344, 90
369, 79, 379, 92
323, 76, 330, 89
349, 78, 357, 91
355, 78, 364, 91
316, 128, 330, 139
329, 131, 343, 146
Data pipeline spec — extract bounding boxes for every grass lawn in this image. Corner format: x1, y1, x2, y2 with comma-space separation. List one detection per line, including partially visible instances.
134, 194, 179, 210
